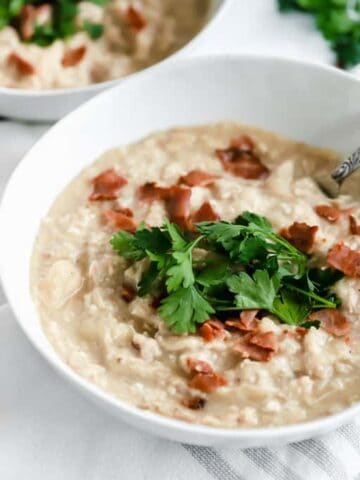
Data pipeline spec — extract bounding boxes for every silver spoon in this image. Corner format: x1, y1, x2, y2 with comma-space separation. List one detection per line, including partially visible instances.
316, 146, 360, 198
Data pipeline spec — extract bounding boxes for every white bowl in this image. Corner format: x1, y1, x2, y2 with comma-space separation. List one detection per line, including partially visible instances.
2, 55, 360, 447
0, 0, 232, 122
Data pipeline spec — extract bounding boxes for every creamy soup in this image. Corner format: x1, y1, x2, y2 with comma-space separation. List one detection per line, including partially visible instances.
0, 0, 209, 89
31, 123, 360, 428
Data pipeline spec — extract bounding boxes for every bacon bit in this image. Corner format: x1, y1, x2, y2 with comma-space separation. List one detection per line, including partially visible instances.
20, 5, 36, 40
103, 208, 137, 232
225, 310, 259, 332
7, 52, 35, 76
295, 327, 308, 336
191, 201, 220, 225
309, 309, 350, 337
62, 46, 87, 68
138, 182, 169, 202
327, 242, 360, 278
188, 372, 228, 393
127, 6, 147, 31
234, 331, 278, 362
179, 170, 220, 187
20, 4, 51, 40
216, 135, 269, 180
280, 222, 319, 254
187, 358, 213, 374
182, 396, 206, 410
199, 320, 226, 342
349, 215, 360, 235
120, 284, 136, 303
89, 168, 127, 201
165, 186, 191, 230
314, 204, 341, 223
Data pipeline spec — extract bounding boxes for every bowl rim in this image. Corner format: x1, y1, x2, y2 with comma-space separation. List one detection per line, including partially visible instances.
0, 0, 234, 98
2, 53, 360, 442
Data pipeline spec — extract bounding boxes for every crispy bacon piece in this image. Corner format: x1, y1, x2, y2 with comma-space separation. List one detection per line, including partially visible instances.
327, 242, 360, 278
138, 182, 170, 202
7, 52, 35, 76
20, 4, 51, 40
127, 6, 147, 31
188, 372, 228, 393
187, 358, 213, 374
349, 215, 360, 235
62, 46, 87, 67
280, 221, 318, 254
309, 309, 350, 337
182, 396, 206, 410
120, 284, 136, 303
216, 135, 269, 180
225, 310, 259, 332
20, 5, 36, 40
199, 320, 226, 342
165, 186, 191, 230
89, 168, 127, 201
179, 170, 220, 187
191, 201, 220, 224
234, 331, 278, 362
314, 204, 340, 223
103, 207, 137, 232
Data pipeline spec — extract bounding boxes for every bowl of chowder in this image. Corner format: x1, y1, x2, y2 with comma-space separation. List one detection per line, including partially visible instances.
0, 0, 232, 121
2, 55, 360, 447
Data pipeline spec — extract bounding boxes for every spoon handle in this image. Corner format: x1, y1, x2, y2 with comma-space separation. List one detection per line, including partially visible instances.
331, 146, 360, 185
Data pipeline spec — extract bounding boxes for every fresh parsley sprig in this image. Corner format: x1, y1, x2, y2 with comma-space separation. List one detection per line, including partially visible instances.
110, 212, 342, 334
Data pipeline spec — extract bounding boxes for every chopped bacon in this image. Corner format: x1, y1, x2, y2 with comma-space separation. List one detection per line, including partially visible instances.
138, 182, 170, 202
191, 201, 220, 225
20, 5, 36, 40
314, 204, 352, 223
187, 358, 213, 374
327, 242, 360, 278
234, 331, 278, 362
216, 135, 269, 180
225, 310, 259, 332
280, 221, 318, 254
20, 4, 52, 40
62, 46, 87, 68
7, 52, 35, 76
309, 309, 350, 337
349, 215, 360, 235
179, 170, 220, 187
127, 6, 147, 31
165, 186, 191, 230
314, 204, 340, 223
89, 168, 127, 201
103, 207, 137, 232
120, 284, 136, 303
188, 372, 228, 393
199, 320, 226, 342
182, 396, 206, 410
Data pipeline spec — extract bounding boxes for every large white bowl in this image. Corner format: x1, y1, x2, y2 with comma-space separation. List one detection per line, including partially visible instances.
2, 55, 360, 447
0, 0, 232, 122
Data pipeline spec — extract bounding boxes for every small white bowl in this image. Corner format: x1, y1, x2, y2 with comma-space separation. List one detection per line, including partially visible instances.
1, 55, 360, 447
0, 0, 233, 122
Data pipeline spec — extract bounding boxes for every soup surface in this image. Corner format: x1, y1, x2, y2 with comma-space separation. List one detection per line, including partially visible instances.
31, 123, 360, 428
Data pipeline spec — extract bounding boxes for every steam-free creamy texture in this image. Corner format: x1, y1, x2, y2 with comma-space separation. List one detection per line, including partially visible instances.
0, 0, 209, 89
31, 123, 360, 428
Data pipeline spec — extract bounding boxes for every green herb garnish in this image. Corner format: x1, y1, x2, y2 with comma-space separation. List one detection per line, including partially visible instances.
110, 212, 342, 333
278, 0, 360, 68
0, 0, 109, 46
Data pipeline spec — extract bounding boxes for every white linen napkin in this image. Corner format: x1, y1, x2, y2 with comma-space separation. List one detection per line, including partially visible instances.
0, 303, 360, 480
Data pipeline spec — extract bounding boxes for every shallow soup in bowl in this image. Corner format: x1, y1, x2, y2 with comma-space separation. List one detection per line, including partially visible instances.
2, 56, 360, 446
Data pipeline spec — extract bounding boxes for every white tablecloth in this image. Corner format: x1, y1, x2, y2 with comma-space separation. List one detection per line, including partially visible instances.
1, 1, 360, 479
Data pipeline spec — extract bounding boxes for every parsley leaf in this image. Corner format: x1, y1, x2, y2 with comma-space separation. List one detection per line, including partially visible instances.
228, 270, 280, 310
158, 286, 215, 334
83, 20, 103, 40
